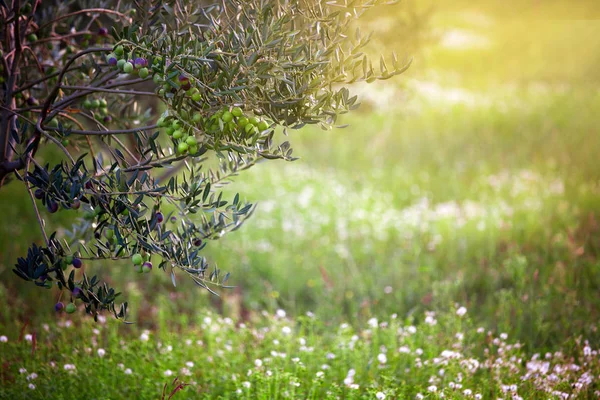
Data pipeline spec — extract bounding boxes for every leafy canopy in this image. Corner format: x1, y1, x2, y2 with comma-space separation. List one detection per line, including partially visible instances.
0, 0, 409, 320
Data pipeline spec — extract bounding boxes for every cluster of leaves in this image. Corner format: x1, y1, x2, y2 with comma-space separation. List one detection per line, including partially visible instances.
1, 0, 409, 320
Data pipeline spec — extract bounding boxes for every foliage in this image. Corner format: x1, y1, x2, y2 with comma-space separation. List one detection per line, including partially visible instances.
0, 0, 409, 320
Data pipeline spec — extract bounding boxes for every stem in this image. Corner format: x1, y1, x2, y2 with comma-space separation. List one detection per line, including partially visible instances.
57, 124, 159, 136
18, 166, 50, 246
37, 9, 131, 32
60, 86, 158, 96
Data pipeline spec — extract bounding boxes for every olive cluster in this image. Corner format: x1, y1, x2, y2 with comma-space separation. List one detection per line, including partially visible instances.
106, 45, 152, 79
131, 252, 153, 274
157, 105, 271, 156
82, 97, 112, 123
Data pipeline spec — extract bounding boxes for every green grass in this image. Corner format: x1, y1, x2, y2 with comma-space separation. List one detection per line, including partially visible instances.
2, 2, 600, 398
1, 301, 599, 399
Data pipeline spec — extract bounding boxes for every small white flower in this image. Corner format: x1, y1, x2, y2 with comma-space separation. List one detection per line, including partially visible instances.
140, 332, 149, 341
242, 381, 251, 389
276, 309, 286, 318
63, 364, 76, 371
92, 329, 100, 335
266, 370, 272, 377
0, 335, 8, 342
456, 306, 467, 317
19, 368, 27, 374
186, 361, 194, 368
254, 359, 263, 367
28, 383, 36, 390
415, 348, 423, 356
463, 389, 472, 396
180, 367, 192, 376
428, 385, 437, 393
316, 371, 324, 378
384, 286, 393, 294
306, 311, 315, 318
117, 363, 124, 369
24, 334, 33, 342
203, 317, 212, 325
475, 394, 482, 399
349, 384, 359, 389
407, 326, 417, 334
377, 353, 387, 364
281, 326, 291, 335
321, 364, 330, 370
27, 373, 38, 380
376, 392, 386, 399
97, 348, 106, 358
124, 368, 132, 375
415, 394, 424, 400
326, 352, 335, 360
164, 369, 173, 377
368, 318, 378, 328
185, 339, 192, 346
500, 333, 508, 340
166, 345, 173, 352
299, 338, 306, 346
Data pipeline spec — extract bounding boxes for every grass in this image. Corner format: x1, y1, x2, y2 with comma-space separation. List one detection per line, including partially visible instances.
2, 2, 600, 398
1, 301, 600, 399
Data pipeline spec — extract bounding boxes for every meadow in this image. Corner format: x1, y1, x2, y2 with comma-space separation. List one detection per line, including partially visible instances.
1, 2, 600, 399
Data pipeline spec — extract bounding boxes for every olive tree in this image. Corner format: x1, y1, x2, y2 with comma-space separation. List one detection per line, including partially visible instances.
0, 0, 409, 320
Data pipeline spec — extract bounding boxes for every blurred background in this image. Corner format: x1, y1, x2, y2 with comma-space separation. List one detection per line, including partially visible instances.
1, 0, 600, 349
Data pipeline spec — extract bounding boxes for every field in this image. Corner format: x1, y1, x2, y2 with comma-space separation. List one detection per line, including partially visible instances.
1, 2, 600, 399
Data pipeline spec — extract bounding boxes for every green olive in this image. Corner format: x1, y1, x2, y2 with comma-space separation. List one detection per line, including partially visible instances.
232, 107, 243, 117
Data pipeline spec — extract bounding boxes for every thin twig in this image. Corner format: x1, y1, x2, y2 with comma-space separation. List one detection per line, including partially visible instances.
17, 166, 50, 246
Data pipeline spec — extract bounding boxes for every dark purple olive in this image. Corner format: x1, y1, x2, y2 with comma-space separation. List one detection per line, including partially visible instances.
103, 115, 112, 123
40, 274, 48, 282
72, 258, 82, 269
71, 198, 81, 210
178, 74, 189, 84
181, 82, 191, 91
55, 302, 65, 312
108, 56, 118, 66
98, 27, 109, 36
34, 188, 44, 199
170, 216, 177, 223
47, 201, 59, 213
193, 238, 203, 247
72, 287, 82, 297
134, 57, 147, 69
27, 97, 37, 106
85, 180, 93, 190
156, 212, 164, 223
